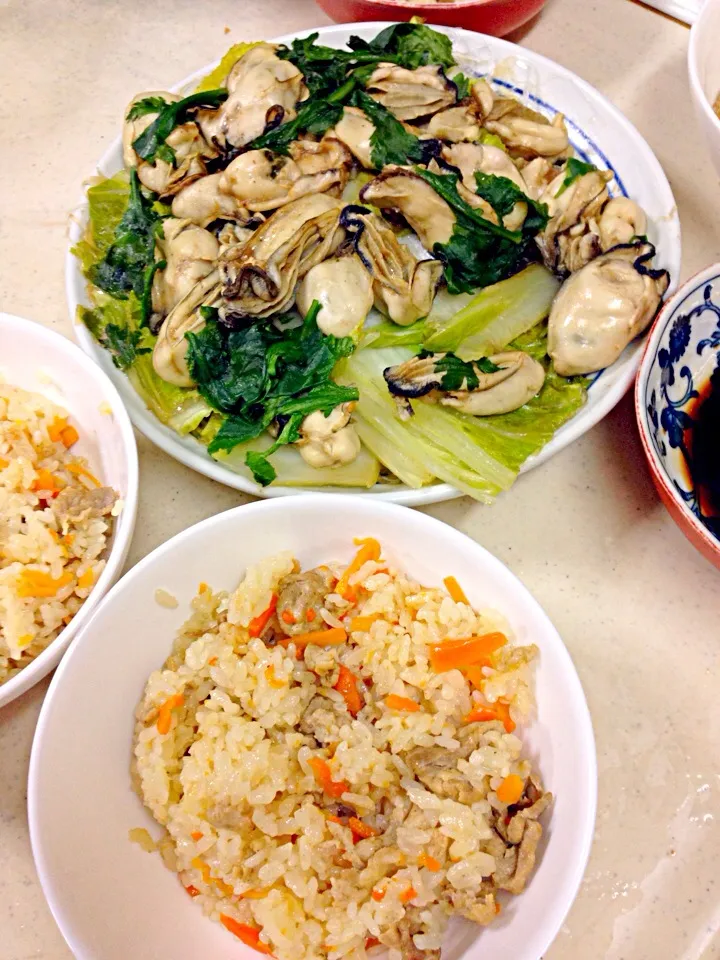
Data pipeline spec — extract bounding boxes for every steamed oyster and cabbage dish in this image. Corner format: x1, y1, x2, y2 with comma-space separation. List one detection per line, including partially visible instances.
75, 23, 670, 499
133, 539, 550, 960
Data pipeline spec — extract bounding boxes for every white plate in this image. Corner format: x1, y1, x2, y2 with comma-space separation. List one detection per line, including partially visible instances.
29, 495, 596, 960
0, 313, 138, 708
66, 23, 681, 505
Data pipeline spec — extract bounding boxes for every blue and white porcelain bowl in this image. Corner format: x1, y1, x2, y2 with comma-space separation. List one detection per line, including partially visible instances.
636, 264, 720, 569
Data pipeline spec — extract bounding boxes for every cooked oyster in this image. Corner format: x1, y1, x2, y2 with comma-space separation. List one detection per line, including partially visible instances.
152, 218, 219, 321
383, 350, 545, 415
422, 106, 481, 143
295, 403, 360, 469
366, 63, 456, 121
198, 43, 306, 149
548, 241, 670, 376
537, 169, 614, 275
331, 107, 375, 169
171, 172, 245, 226
340, 206, 442, 326
153, 270, 221, 386
296, 254, 374, 337
485, 97, 570, 161
219, 193, 345, 318
469, 79, 495, 122
598, 197, 647, 251
123, 91, 216, 197
359, 166, 455, 250
441, 143, 529, 231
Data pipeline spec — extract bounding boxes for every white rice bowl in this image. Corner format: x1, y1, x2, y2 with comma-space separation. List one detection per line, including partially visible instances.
29, 495, 596, 960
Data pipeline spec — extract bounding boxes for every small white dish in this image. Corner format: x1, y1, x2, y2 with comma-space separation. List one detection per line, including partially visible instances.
689, 0, 720, 176
29, 495, 596, 960
66, 22, 681, 505
0, 313, 138, 708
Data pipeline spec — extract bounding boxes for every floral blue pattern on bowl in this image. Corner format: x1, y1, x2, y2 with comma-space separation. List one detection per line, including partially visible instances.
643, 276, 720, 539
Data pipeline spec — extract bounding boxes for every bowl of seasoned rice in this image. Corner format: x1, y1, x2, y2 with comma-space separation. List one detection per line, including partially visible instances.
0, 313, 138, 708
30, 496, 595, 960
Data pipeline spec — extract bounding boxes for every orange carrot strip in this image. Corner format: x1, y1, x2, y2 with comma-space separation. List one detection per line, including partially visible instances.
279, 626, 346, 651
208, 656, 217, 666
417, 852, 441, 872
336, 538, 381, 599
60, 424, 79, 448
281, 609, 296, 624
47, 417, 68, 443
248, 594, 278, 638
349, 613, 384, 632
241, 887, 271, 899
399, 886, 416, 904
198, 582, 209, 594
17, 569, 72, 598
185, 884, 200, 898
443, 576, 468, 605
371, 887, 386, 902
465, 699, 515, 733
496, 774, 524, 805
348, 817, 378, 840
429, 632, 507, 673
77, 568, 94, 589
334, 665, 362, 716
265, 666, 285, 689
66, 462, 100, 487
464, 665, 485, 690
327, 815, 345, 826
220, 916, 272, 955
190, 831, 203, 841
385, 694, 420, 713
191, 857, 211, 883
0, 457, 8, 469
309, 756, 348, 798
156, 693, 184, 734
305, 608, 316, 622
365, 937, 381, 950
31, 469, 61, 493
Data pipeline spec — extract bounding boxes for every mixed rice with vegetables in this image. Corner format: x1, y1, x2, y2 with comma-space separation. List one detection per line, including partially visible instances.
132, 538, 550, 960
0, 384, 118, 684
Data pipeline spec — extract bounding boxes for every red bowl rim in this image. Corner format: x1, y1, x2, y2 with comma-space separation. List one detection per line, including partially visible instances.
323, 0, 534, 7
634, 262, 720, 560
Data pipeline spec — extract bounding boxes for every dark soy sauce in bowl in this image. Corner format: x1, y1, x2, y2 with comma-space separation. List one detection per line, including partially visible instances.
684, 361, 720, 539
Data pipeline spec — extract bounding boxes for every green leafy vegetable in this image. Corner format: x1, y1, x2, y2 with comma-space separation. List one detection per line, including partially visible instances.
478, 130, 507, 151
249, 99, 344, 154
474, 172, 549, 235
415, 168, 549, 294
351, 91, 436, 168
555, 157, 597, 196
277, 34, 359, 97
79, 292, 153, 371
452, 72, 471, 100
348, 23, 454, 69
418, 351, 500, 391
185, 302, 358, 484
129, 89, 228, 165
87, 170, 161, 312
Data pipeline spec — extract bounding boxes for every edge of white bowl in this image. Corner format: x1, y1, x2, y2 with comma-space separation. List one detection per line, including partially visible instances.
66, 22, 680, 505
634, 264, 720, 560
29, 494, 597, 960
688, 1, 720, 138
0, 314, 139, 709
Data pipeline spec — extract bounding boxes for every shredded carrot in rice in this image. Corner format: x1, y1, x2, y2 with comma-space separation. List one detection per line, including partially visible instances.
334, 665, 362, 715
429, 632, 507, 672
60, 424, 79, 447
349, 612, 384, 631
336, 538, 381, 600
279, 626, 346, 651
31, 469, 61, 493
185, 884, 200, 898
309, 756, 348, 798
265, 666, 285, 688
417, 852, 441, 871
156, 693, 184, 734
77, 568, 94, 589
348, 817, 378, 840
190, 831, 203, 841
47, 417, 68, 443
240, 887, 271, 899
371, 887, 386, 902
385, 694, 420, 712
66, 462, 101, 487
443, 575, 468, 604
496, 774, 524, 805
248, 594, 277, 637
17, 569, 72, 598
220, 916, 272, 954
400, 886, 416, 903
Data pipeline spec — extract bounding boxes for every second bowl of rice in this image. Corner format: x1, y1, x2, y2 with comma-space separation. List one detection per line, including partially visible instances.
29, 495, 595, 960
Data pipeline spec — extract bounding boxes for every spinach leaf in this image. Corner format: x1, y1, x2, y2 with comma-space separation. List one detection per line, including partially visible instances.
88, 170, 161, 306
349, 23, 455, 70
277, 34, 357, 97
555, 157, 597, 196
103, 323, 153, 371
418, 350, 499, 391
474, 172, 549, 233
249, 99, 344, 154
187, 301, 359, 483
452, 72, 472, 100
351, 91, 437, 168
414, 169, 547, 295
130, 89, 228, 165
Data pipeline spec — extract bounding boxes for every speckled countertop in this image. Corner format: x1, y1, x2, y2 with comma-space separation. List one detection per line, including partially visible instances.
2, 0, 720, 957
